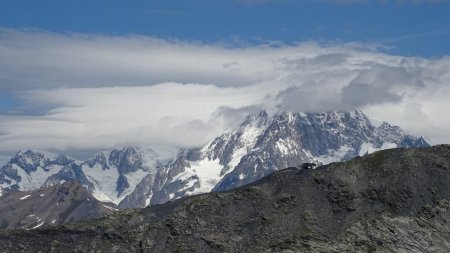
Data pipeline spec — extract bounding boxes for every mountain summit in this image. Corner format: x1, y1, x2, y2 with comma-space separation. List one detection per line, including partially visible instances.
147, 110, 429, 205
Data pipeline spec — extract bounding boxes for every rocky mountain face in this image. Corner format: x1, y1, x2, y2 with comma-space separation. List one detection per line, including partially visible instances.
0, 110, 429, 208
0, 181, 117, 230
147, 110, 429, 205
0, 145, 449, 252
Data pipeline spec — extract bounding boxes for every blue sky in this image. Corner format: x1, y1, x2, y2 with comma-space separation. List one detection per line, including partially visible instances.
1, 0, 450, 57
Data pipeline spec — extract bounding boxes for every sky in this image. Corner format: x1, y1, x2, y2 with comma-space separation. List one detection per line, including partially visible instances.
0, 0, 450, 161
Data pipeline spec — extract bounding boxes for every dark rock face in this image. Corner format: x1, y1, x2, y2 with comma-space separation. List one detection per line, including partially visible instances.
85, 152, 109, 170
118, 174, 155, 209
108, 147, 143, 175
149, 150, 194, 205
0, 145, 448, 252
0, 181, 117, 230
43, 164, 94, 191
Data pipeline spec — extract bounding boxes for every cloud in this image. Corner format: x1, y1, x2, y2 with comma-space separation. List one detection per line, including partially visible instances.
0, 28, 291, 91
0, 28, 449, 156
0, 84, 267, 151
341, 64, 424, 108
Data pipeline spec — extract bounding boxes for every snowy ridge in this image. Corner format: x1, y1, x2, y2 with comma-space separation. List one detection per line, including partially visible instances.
0, 110, 429, 208
0, 147, 177, 205
80, 147, 177, 204
151, 109, 429, 200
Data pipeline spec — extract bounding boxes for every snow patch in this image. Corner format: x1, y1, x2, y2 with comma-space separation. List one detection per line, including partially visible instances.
30, 221, 45, 229
171, 157, 224, 198
103, 204, 119, 211
186, 159, 224, 194
83, 163, 119, 203
20, 194, 31, 200
144, 194, 153, 207
16, 164, 64, 191
229, 147, 247, 170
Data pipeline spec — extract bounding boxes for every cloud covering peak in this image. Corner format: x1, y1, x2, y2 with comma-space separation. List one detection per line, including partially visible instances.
0, 28, 449, 155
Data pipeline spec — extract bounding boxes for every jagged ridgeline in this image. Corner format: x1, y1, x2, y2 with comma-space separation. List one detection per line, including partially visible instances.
0, 110, 429, 209
0, 145, 449, 252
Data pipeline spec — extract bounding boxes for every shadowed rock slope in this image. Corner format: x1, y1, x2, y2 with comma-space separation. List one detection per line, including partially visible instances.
0, 145, 449, 252
0, 181, 118, 230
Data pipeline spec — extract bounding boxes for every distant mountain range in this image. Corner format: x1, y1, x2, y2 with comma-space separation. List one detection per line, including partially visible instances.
0, 110, 429, 210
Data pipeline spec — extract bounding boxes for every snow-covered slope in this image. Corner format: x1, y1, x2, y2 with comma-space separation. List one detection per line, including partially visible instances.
0, 110, 429, 208
81, 147, 164, 204
0, 150, 78, 193
213, 110, 429, 191
146, 110, 429, 204
0, 147, 176, 205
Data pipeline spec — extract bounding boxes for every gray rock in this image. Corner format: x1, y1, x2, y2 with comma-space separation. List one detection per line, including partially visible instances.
118, 174, 155, 209
0, 145, 448, 252
0, 181, 117, 230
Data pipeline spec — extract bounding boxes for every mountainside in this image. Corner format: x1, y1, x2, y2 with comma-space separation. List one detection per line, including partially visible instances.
0, 110, 429, 208
147, 110, 429, 205
0, 181, 117, 230
0, 145, 448, 252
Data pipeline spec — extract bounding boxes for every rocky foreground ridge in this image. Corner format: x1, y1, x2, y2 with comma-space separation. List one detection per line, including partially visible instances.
0, 181, 117, 230
0, 145, 449, 252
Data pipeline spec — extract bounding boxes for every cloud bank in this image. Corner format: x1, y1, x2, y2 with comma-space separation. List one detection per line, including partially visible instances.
0, 28, 449, 156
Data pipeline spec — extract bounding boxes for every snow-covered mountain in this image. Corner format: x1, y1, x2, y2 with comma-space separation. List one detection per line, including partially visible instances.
143, 110, 429, 205
0, 150, 77, 193
213, 110, 428, 191
0, 147, 176, 204
0, 110, 429, 208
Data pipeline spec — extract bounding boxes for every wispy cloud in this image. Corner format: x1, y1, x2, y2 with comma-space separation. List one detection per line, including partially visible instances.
380, 27, 450, 44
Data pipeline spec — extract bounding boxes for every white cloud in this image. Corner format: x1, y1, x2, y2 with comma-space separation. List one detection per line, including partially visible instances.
0, 28, 449, 155
0, 83, 267, 152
